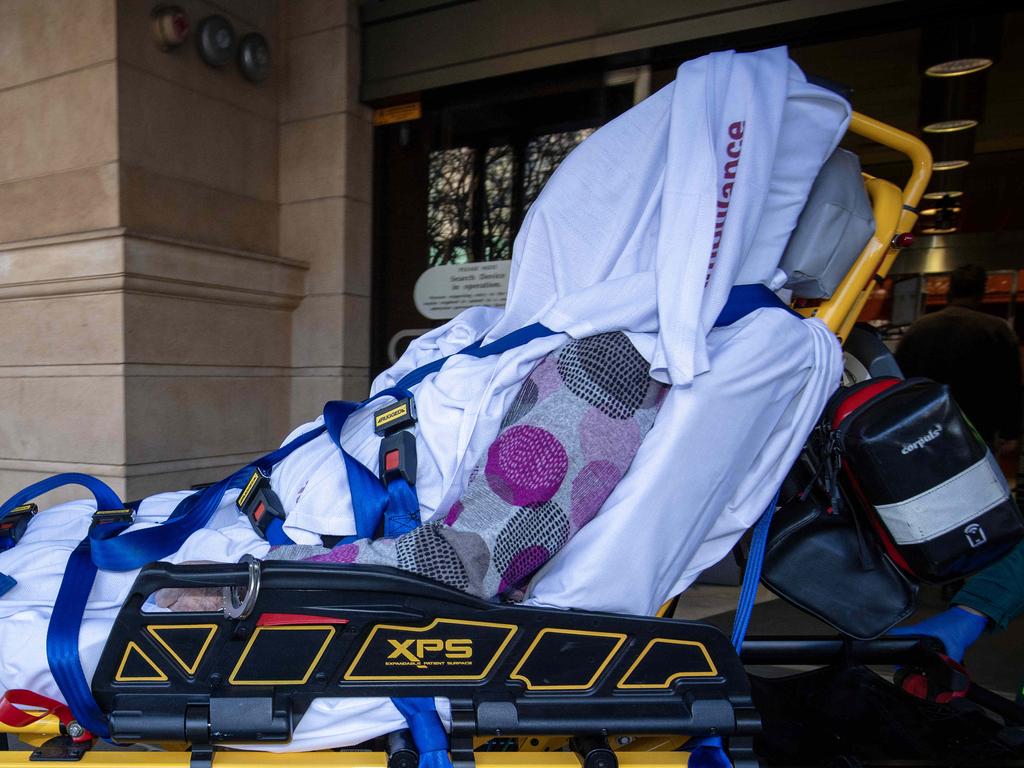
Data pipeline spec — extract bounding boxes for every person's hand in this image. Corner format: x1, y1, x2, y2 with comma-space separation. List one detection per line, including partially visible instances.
153, 560, 227, 612
889, 605, 988, 662
154, 585, 225, 612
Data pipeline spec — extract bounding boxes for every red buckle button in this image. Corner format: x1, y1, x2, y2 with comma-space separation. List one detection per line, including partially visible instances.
385, 449, 401, 472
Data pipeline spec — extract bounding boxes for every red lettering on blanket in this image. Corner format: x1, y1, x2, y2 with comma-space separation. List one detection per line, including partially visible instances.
706, 121, 745, 285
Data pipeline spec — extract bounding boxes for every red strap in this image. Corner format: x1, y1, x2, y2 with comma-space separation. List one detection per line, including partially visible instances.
0, 689, 92, 742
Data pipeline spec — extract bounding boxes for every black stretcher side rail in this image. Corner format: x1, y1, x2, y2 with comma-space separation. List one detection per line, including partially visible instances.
740, 636, 932, 666
91, 562, 759, 748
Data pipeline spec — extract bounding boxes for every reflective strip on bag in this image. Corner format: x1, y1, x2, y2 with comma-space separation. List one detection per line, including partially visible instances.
875, 451, 1010, 546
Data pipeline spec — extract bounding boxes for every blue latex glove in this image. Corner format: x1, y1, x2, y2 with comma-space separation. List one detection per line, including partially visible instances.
890, 606, 988, 662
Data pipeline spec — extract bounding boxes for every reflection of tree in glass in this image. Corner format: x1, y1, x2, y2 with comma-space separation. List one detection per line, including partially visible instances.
428, 148, 476, 266
483, 145, 513, 261
427, 129, 594, 266
523, 129, 594, 211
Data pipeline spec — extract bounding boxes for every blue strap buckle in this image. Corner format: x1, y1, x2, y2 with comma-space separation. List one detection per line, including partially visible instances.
90, 508, 135, 527
380, 430, 417, 486
373, 396, 417, 437
0, 502, 37, 549
237, 469, 287, 540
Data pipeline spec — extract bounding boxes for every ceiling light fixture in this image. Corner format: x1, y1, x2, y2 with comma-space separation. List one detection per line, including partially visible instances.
920, 207, 962, 216
920, 226, 958, 234
920, 13, 1002, 78
922, 119, 978, 134
925, 57, 993, 77
922, 190, 964, 200
932, 159, 970, 171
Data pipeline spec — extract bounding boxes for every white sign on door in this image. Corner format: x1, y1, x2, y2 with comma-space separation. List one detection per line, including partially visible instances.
413, 260, 511, 320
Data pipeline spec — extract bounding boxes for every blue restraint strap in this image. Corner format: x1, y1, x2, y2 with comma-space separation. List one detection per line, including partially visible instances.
322, 386, 415, 542
48, 540, 115, 737
0, 474, 126, 598
0, 473, 124, 521
395, 322, 557, 391
89, 424, 329, 571
692, 486, 777, 768
730, 488, 782, 651
391, 697, 451, 768
391, 326, 562, 767
40, 427, 328, 737
713, 283, 800, 328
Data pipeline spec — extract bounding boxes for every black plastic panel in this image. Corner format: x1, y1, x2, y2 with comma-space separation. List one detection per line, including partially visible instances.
92, 562, 755, 747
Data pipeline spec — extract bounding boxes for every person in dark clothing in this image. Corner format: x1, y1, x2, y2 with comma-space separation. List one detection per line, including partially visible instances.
893, 265, 1024, 701
896, 264, 1021, 448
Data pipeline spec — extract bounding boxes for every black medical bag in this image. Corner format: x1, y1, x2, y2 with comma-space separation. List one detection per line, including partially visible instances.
823, 376, 1024, 583
762, 450, 917, 639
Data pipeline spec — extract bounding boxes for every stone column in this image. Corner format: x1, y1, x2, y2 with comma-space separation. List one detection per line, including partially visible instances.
280, 0, 373, 426
0, 0, 123, 505
115, 0, 305, 499
0, 0, 371, 505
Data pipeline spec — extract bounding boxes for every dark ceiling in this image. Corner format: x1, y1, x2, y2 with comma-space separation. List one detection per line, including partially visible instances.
790, 9, 1024, 236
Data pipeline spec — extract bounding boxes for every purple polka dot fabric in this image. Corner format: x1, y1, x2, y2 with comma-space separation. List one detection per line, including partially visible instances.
570, 461, 622, 528
304, 332, 665, 600
443, 501, 463, 526
308, 543, 360, 564
485, 425, 568, 506
580, 407, 643, 471
499, 545, 552, 593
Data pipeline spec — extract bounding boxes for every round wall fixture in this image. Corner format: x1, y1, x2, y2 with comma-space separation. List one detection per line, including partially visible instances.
196, 15, 236, 67
151, 5, 189, 50
238, 33, 272, 83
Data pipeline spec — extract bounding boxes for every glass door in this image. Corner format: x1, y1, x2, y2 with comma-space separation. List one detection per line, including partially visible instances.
370, 69, 641, 373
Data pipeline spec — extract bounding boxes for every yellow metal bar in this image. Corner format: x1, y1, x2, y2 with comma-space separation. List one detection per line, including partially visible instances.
0, 750, 689, 767
848, 112, 931, 222
0, 715, 63, 748
0, 715, 59, 738
516, 736, 569, 752
615, 736, 690, 752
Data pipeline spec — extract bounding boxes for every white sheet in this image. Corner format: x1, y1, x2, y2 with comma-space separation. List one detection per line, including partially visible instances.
0, 47, 847, 750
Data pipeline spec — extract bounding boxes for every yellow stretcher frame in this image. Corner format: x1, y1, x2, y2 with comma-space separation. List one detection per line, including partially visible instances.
0, 112, 931, 767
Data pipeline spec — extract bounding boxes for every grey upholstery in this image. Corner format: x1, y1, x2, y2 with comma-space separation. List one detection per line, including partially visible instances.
781, 148, 875, 300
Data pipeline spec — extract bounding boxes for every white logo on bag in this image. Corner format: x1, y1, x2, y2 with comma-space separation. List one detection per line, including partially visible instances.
964, 524, 987, 548
900, 424, 943, 454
